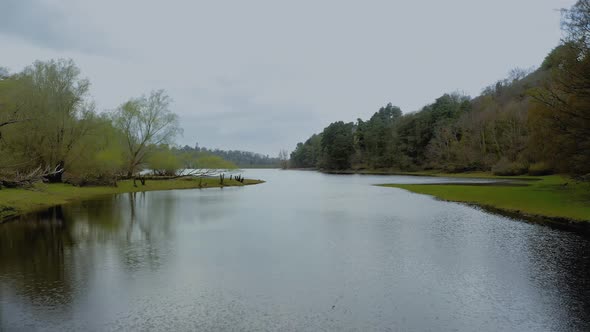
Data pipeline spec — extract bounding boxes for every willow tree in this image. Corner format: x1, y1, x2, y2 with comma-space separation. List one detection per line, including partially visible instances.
112, 90, 182, 176
0, 59, 94, 182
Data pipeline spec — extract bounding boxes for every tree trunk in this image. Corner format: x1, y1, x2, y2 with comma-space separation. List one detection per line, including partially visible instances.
45, 161, 65, 183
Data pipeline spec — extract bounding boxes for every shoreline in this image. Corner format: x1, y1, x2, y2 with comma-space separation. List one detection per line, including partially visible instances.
0, 177, 264, 223
290, 169, 590, 231
396, 186, 590, 234
469, 202, 590, 234
379, 176, 590, 234
320, 168, 541, 180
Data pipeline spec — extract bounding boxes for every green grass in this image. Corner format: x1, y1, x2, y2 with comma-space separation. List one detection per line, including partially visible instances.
380, 174, 590, 222
323, 169, 540, 180
0, 177, 264, 221
397, 170, 543, 181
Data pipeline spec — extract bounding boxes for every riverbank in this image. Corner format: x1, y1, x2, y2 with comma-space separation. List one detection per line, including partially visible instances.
380, 174, 590, 227
323, 169, 539, 180
0, 177, 264, 221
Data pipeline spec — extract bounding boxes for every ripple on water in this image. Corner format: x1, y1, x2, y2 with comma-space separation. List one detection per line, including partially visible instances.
1, 170, 589, 331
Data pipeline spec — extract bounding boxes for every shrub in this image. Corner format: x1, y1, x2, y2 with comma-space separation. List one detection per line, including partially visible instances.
492, 158, 528, 176
147, 149, 181, 176
528, 162, 553, 176
63, 172, 117, 187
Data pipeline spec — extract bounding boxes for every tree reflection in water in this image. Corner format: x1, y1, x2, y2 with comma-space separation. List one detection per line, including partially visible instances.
0, 206, 76, 308
0, 191, 177, 315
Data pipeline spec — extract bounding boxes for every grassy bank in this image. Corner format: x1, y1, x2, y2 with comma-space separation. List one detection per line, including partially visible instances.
380, 174, 590, 223
0, 177, 263, 221
323, 169, 542, 180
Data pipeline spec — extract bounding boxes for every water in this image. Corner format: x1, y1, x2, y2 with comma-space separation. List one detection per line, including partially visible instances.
1, 170, 589, 331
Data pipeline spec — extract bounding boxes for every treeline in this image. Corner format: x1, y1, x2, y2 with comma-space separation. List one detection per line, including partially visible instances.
290, 1, 590, 176
0, 59, 234, 187
178, 145, 280, 168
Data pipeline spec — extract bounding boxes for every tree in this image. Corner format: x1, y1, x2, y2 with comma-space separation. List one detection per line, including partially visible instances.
112, 90, 182, 176
0, 59, 93, 182
356, 103, 402, 168
191, 146, 280, 168
287, 1, 588, 176
0, 67, 8, 79
290, 134, 322, 168
146, 145, 182, 176
0, 70, 26, 141
278, 149, 289, 169
191, 154, 237, 170
529, 1, 590, 174
320, 121, 354, 170
561, 0, 590, 46
3, 59, 244, 187
63, 113, 127, 185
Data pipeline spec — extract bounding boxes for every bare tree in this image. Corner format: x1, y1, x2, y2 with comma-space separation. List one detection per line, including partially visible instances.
112, 90, 182, 176
278, 149, 289, 169
561, 0, 590, 47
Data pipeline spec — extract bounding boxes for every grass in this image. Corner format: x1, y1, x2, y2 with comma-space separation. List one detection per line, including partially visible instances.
380, 174, 590, 222
325, 169, 543, 181
0, 177, 264, 221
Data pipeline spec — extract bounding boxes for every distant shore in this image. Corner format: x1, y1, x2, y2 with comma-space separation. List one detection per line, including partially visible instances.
0, 177, 264, 222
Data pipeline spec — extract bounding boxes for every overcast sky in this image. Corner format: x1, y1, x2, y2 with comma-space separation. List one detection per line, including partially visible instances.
0, 0, 576, 156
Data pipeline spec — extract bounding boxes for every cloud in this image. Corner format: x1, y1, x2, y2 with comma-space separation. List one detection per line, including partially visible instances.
0, 0, 577, 156
0, 0, 108, 54
178, 87, 320, 154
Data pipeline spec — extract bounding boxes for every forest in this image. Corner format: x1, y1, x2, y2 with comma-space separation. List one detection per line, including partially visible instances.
179, 145, 280, 168
0, 60, 237, 188
290, 1, 590, 177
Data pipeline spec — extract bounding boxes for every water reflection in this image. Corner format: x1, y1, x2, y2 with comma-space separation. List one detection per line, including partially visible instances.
524, 228, 590, 330
0, 206, 76, 307
0, 192, 177, 320
1, 170, 589, 331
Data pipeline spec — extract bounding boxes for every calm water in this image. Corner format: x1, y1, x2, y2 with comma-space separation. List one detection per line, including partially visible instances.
1, 170, 589, 331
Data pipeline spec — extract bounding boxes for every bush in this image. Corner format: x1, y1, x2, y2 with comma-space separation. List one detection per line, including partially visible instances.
492, 158, 528, 176
147, 149, 182, 176
63, 172, 117, 187
528, 162, 553, 176
442, 162, 483, 173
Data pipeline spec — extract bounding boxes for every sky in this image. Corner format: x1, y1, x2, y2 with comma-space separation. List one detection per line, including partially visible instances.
0, 0, 577, 156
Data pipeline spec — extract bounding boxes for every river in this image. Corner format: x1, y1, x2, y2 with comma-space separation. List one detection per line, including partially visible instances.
1, 169, 589, 331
